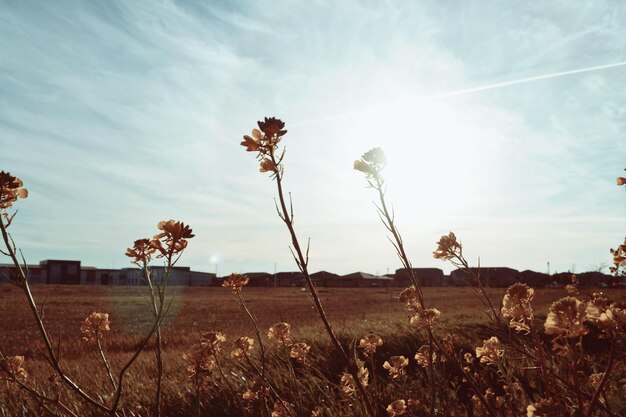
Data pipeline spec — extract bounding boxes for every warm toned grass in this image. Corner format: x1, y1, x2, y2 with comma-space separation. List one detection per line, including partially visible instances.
1, 285, 624, 416
2, 284, 625, 357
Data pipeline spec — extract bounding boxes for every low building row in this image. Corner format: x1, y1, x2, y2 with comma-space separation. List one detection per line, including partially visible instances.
0, 260, 215, 286
0, 260, 620, 288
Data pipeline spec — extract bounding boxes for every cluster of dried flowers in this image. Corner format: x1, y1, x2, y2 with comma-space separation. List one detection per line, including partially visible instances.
126, 220, 195, 266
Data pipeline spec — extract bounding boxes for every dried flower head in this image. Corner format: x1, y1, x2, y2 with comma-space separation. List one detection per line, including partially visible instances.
222, 273, 250, 293
0, 171, 28, 210
433, 232, 461, 261
200, 331, 226, 355
386, 400, 407, 417
409, 308, 441, 329
358, 334, 383, 357
475, 336, 503, 366
310, 406, 323, 417
151, 220, 194, 257
242, 381, 271, 402
398, 286, 422, 312
340, 367, 369, 395
271, 402, 290, 417
526, 398, 561, 417
289, 342, 311, 364
182, 344, 216, 378
586, 296, 626, 329
589, 372, 604, 390
241, 117, 287, 177
354, 147, 386, 181
609, 237, 626, 275
383, 356, 409, 380
414, 345, 437, 368
0, 356, 27, 382
501, 283, 534, 333
268, 322, 291, 346
231, 336, 254, 359
80, 312, 111, 342
544, 297, 588, 338
125, 238, 156, 266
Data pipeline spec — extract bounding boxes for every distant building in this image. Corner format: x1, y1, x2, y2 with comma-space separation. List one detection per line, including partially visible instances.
519, 270, 550, 288
40, 260, 81, 284
275, 272, 304, 287
341, 272, 393, 287
394, 268, 444, 287
310, 271, 341, 287
245, 272, 272, 287
450, 267, 519, 287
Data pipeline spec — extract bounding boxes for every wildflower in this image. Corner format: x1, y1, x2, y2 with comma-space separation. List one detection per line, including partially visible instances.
354, 147, 386, 180
125, 238, 156, 266
241, 133, 261, 152
0, 171, 28, 210
241, 118, 288, 175
272, 402, 290, 417
609, 237, 626, 275
358, 334, 383, 357
268, 322, 291, 346
340, 372, 355, 395
414, 345, 437, 368
182, 345, 216, 378
150, 220, 194, 257
310, 406, 323, 417
501, 283, 534, 333
589, 372, 604, 389
289, 342, 311, 364
383, 356, 409, 380
258, 117, 287, 138
231, 336, 254, 360
242, 381, 271, 402
409, 308, 441, 329
340, 367, 369, 395
80, 312, 111, 342
398, 286, 422, 311
544, 297, 588, 338
222, 273, 250, 294
586, 297, 626, 329
475, 336, 503, 366
433, 232, 461, 261
259, 158, 278, 173
386, 400, 407, 417
526, 398, 561, 417
200, 331, 226, 355
0, 356, 27, 382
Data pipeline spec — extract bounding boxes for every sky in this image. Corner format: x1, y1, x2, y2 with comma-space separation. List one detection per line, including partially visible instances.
1, 1, 625, 276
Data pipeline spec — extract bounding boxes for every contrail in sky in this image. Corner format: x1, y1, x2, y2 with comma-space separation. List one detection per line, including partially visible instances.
427, 60, 626, 100
293, 60, 626, 126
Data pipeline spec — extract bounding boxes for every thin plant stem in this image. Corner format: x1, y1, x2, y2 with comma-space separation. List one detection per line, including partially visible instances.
268, 149, 375, 417
96, 338, 117, 391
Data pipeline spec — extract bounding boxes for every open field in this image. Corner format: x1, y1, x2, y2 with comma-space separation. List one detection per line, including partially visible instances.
3, 285, 626, 356
1, 285, 625, 417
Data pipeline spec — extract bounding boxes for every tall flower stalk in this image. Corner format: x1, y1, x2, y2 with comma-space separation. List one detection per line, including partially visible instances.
354, 150, 498, 417
241, 118, 374, 416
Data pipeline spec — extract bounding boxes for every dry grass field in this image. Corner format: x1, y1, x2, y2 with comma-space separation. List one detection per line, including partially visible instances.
1, 284, 624, 416
4, 285, 625, 357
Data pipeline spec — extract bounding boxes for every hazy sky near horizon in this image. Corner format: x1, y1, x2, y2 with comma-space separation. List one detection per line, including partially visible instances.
1, 1, 625, 276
